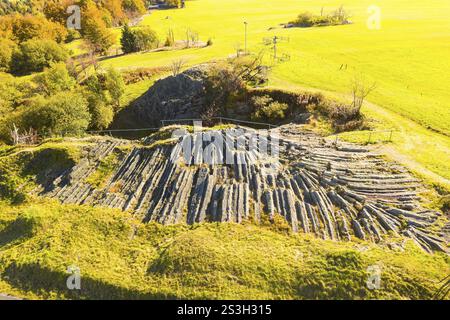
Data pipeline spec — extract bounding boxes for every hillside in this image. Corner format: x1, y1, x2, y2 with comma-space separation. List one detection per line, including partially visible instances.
98, 0, 450, 183
0, 0, 449, 301
0, 130, 449, 300
20, 127, 445, 252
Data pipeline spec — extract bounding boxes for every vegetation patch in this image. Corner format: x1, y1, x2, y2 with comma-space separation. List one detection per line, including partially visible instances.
0, 141, 84, 203
0, 200, 448, 300
85, 150, 123, 189
288, 6, 351, 28
121, 66, 170, 85
251, 95, 288, 122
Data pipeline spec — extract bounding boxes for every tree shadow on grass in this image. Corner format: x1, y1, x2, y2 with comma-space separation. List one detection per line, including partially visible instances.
0, 218, 35, 248
3, 262, 179, 300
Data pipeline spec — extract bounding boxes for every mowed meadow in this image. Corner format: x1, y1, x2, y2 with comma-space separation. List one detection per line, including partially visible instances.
98, 0, 450, 185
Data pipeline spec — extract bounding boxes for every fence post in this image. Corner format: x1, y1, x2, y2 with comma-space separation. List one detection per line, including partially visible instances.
368, 132, 372, 144
389, 130, 393, 142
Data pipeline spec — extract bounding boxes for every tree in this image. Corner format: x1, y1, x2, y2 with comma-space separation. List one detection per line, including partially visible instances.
86, 93, 114, 130
104, 0, 128, 26
122, 0, 146, 16
43, 0, 75, 25
351, 75, 377, 114
121, 25, 158, 53
0, 75, 22, 114
82, 67, 124, 128
0, 14, 67, 43
120, 24, 136, 53
21, 92, 91, 137
103, 67, 125, 111
133, 27, 159, 51
82, 1, 116, 54
12, 39, 69, 75
0, 37, 16, 72
33, 62, 77, 96
164, 28, 175, 47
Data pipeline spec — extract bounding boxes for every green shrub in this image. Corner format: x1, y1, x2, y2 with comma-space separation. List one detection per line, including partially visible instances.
85, 152, 122, 189
11, 39, 69, 75
21, 92, 90, 137
133, 27, 159, 51
0, 37, 16, 72
293, 12, 315, 27
290, 7, 350, 28
251, 95, 289, 122
33, 63, 76, 96
121, 25, 159, 53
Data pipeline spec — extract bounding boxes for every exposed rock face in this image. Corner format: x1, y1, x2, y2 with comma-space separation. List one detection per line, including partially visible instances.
38, 125, 448, 253
112, 66, 209, 129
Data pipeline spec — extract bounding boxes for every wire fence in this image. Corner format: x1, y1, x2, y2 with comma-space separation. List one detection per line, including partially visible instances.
161, 117, 277, 129
20, 117, 397, 147
48, 117, 277, 141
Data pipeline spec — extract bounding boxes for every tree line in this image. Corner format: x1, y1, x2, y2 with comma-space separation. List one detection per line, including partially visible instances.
0, 62, 126, 143
0, 0, 150, 74
0, 0, 186, 144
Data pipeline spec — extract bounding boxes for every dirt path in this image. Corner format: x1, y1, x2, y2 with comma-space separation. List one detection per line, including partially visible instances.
376, 144, 450, 187
268, 78, 450, 191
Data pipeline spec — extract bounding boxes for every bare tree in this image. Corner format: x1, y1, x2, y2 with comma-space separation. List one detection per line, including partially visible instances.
185, 28, 198, 48
10, 124, 39, 145
189, 30, 199, 45
232, 51, 268, 86
170, 59, 187, 76
165, 28, 175, 47
351, 75, 377, 113
332, 5, 351, 24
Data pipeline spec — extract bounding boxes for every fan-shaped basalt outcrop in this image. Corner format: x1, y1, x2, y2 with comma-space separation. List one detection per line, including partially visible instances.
39, 125, 448, 253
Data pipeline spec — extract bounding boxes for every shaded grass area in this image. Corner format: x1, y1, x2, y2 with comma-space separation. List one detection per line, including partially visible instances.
0, 139, 91, 204
0, 199, 448, 300
85, 150, 124, 189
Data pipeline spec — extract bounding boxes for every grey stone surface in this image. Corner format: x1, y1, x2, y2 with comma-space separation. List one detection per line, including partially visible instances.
112, 66, 210, 129
37, 126, 448, 253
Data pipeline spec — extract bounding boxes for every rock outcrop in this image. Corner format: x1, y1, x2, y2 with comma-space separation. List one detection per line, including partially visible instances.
38, 125, 448, 253
112, 66, 209, 130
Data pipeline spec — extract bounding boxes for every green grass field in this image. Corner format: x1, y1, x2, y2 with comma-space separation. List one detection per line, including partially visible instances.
99, 0, 450, 185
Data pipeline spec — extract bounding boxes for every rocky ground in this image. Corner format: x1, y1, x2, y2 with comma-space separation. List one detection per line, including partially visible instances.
33, 124, 448, 254
112, 66, 210, 130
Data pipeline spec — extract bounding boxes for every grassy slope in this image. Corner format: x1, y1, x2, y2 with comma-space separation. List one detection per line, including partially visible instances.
0, 199, 448, 300
99, 0, 450, 182
0, 140, 448, 300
